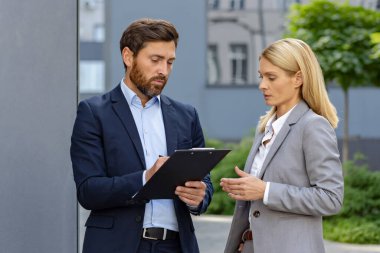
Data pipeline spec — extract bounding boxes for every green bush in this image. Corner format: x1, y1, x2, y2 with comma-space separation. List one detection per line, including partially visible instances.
323, 154, 380, 244
324, 218, 380, 244
205, 134, 254, 214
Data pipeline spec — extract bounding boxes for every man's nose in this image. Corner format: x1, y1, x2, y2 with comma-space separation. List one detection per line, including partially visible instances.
158, 62, 169, 76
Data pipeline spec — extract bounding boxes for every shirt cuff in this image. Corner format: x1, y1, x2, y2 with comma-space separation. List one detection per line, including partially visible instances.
263, 182, 270, 205
142, 171, 147, 185
187, 202, 202, 215
187, 204, 199, 210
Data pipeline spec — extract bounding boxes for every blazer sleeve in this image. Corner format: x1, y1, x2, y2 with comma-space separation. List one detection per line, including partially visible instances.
70, 100, 145, 210
187, 107, 214, 215
266, 116, 344, 216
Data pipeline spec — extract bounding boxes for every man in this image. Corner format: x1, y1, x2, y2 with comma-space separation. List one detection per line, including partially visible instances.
71, 18, 213, 253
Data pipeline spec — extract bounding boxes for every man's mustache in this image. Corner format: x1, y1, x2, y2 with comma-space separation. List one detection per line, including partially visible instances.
150, 75, 167, 82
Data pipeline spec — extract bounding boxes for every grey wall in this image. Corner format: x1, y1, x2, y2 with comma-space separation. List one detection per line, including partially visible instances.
0, 1, 78, 252
201, 86, 380, 140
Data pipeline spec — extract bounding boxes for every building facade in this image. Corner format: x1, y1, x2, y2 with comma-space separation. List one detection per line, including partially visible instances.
79, 0, 380, 169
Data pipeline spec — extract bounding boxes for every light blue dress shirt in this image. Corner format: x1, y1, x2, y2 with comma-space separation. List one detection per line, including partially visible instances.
120, 79, 179, 232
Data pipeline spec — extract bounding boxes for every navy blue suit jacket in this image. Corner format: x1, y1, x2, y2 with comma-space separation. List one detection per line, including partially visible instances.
70, 84, 213, 253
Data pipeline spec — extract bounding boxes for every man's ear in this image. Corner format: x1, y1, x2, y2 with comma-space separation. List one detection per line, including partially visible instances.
122, 47, 134, 68
294, 71, 303, 88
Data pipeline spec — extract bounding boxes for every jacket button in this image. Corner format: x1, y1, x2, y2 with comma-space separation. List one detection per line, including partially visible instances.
253, 210, 260, 218
135, 215, 142, 222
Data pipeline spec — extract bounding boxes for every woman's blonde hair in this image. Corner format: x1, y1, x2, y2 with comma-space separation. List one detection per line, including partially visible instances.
258, 38, 338, 132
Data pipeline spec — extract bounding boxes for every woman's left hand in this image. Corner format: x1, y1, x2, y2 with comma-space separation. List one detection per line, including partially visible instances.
220, 166, 266, 201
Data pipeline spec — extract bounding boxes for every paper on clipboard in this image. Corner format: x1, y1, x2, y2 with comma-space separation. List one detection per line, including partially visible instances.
133, 148, 231, 200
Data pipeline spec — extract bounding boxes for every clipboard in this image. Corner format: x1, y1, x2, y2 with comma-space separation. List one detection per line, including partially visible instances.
133, 148, 231, 200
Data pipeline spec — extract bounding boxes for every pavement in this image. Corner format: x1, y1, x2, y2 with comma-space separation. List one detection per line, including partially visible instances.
79, 208, 380, 253
193, 215, 380, 253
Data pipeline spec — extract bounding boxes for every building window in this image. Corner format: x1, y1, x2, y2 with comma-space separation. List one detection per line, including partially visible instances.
230, 0, 245, 10
79, 60, 105, 93
230, 44, 248, 84
240, 0, 246, 9
207, 45, 220, 85
93, 24, 105, 42
276, 0, 300, 11
208, 0, 219, 10
377, 0, 380, 9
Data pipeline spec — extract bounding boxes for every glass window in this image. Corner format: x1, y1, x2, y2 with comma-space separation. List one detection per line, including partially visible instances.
240, 0, 246, 9
207, 45, 220, 85
230, 0, 245, 10
93, 24, 105, 42
208, 0, 219, 10
230, 44, 248, 84
79, 60, 105, 93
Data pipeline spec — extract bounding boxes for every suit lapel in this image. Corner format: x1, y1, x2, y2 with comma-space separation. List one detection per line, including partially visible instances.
258, 124, 291, 179
258, 100, 310, 179
160, 95, 178, 155
110, 84, 146, 168
244, 131, 264, 173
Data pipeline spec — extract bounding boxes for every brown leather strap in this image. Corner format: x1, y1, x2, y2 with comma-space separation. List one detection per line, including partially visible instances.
241, 229, 253, 242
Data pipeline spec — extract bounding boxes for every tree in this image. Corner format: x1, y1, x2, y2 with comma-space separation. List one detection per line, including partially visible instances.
371, 32, 380, 60
285, 0, 380, 162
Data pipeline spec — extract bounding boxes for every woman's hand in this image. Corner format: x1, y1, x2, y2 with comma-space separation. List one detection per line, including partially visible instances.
220, 166, 266, 201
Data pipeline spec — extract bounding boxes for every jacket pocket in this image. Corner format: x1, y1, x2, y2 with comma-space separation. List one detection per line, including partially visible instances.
85, 215, 114, 229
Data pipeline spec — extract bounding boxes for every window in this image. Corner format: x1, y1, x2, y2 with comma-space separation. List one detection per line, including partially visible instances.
276, 0, 300, 11
93, 24, 105, 42
230, 44, 248, 84
79, 60, 105, 93
208, 0, 219, 10
240, 0, 246, 9
230, 0, 245, 10
207, 45, 221, 85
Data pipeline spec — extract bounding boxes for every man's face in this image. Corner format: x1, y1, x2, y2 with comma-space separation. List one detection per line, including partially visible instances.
127, 41, 176, 99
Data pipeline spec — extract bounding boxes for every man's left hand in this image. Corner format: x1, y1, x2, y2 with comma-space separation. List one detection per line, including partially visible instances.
175, 181, 206, 207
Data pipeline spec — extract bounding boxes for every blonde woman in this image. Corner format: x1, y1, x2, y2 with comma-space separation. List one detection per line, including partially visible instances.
221, 38, 343, 253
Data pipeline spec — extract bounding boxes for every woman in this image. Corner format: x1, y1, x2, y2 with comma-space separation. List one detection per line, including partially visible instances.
221, 38, 343, 253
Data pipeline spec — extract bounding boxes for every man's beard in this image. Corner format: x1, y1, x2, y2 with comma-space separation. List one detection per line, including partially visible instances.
129, 61, 168, 99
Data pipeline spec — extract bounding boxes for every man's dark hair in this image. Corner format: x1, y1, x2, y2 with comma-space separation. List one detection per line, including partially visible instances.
120, 18, 179, 71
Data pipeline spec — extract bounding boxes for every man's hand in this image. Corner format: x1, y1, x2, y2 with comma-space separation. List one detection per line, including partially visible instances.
145, 156, 169, 182
220, 166, 266, 201
175, 181, 206, 207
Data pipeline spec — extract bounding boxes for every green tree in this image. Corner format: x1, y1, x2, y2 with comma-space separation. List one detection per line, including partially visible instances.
285, 0, 380, 162
371, 32, 380, 59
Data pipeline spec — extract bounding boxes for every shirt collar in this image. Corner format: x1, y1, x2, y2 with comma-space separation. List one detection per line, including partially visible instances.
120, 78, 161, 108
266, 103, 298, 135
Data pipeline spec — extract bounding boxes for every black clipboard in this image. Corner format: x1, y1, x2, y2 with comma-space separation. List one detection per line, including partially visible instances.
133, 148, 231, 200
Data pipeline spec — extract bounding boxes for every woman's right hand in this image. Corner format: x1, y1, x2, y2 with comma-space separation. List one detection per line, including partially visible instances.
220, 166, 266, 201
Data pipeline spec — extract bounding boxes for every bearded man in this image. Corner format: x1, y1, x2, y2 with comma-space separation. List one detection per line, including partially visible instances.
70, 18, 213, 253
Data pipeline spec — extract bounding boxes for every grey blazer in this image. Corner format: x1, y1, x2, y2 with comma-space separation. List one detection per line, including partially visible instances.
224, 100, 344, 253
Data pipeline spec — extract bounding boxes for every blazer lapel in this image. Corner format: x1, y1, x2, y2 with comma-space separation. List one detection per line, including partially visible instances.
258, 100, 310, 179
160, 95, 178, 155
244, 131, 264, 173
110, 84, 146, 168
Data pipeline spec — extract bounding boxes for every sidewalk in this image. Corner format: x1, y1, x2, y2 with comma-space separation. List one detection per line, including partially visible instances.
193, 215, 380, 253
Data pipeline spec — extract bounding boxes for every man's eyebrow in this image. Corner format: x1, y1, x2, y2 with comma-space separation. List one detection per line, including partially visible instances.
150, 55, 176, 61
151, 55, 164, 59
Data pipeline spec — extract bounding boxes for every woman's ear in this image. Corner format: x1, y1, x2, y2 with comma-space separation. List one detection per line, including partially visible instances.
122, 47, 134, 68
294, 71, 303, 88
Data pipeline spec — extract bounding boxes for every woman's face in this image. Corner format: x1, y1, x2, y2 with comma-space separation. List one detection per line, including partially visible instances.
258, 57, 302, 117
